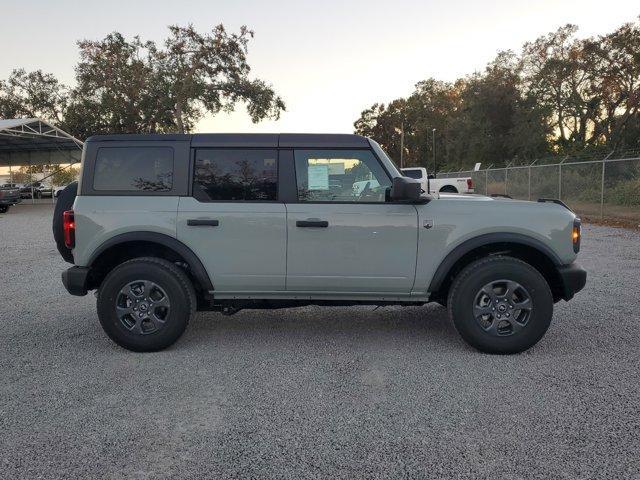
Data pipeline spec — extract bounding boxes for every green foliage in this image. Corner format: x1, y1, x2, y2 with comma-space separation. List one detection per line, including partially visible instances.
50, 166, 79, 186
0, 69, 67, 123
607, 179, 640, 206
355, 18, 640, 170
0, 24, 285, 138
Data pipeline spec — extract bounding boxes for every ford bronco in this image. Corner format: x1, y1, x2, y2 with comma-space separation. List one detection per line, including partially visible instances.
53, 133, 586, 353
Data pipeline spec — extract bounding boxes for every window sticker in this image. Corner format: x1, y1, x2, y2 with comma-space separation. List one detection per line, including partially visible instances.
328, 162, 345, 175
308, 164, 329, 190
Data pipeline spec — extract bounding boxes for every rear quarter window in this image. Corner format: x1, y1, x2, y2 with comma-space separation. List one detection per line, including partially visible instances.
93, 147, 174, 192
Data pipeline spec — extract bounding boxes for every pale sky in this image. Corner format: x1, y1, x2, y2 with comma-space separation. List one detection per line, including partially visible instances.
0, 0, 638, 135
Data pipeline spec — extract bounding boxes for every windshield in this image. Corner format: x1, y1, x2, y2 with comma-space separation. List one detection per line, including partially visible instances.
369, 140, 402, 178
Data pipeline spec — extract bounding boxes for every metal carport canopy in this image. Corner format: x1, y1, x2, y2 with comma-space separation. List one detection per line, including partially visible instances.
0, 118, 83, 167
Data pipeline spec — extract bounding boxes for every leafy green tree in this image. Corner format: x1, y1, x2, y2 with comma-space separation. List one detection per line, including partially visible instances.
50, 166, 79, 186
66, 24, 285, 136
0, 69, 68, 122
355, 17, 640, 169
1, 24, 285, 139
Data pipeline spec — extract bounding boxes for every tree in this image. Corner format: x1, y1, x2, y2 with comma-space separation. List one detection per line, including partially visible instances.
0, 69, 68, 122
66, 24, 285, 136
354, 17, 640, 169
50, 166, 79, 186
159, 25, 285, 133
0, 24, 285, 139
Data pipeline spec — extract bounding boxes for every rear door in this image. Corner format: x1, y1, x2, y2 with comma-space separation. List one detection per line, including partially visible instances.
285, 149, 418, 293
177, 148, 287, 293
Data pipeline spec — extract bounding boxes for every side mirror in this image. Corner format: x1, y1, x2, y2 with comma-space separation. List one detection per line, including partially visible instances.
390, 176, 422, 202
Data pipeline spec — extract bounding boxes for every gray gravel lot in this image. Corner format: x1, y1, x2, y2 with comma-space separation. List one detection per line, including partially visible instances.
1, 204, 639, 479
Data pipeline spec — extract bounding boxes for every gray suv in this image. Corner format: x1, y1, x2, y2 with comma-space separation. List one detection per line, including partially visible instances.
54, 133, 586, 353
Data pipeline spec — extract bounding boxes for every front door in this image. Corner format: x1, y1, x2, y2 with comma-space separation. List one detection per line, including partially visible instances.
177, 148, 286, 293
286, 149, 418, 293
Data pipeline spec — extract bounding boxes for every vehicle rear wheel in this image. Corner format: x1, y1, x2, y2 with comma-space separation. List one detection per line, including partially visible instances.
447, 256, 553, 354
52, 182, 77, 263
439, 185, 458, 193
97, 257, 196, 352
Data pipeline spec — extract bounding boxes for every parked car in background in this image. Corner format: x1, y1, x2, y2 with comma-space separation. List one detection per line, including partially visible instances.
0, 184, 22, 213
401, 167, 474, 194
54, 185, 69, 198
54, 133, 586, 355
20, 182, 53, 199
1, 182, 24, 189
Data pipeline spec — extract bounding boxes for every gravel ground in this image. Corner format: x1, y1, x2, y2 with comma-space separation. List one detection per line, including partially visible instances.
1, 204, 639, 479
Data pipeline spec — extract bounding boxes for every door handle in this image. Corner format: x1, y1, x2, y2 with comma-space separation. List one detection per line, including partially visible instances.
187, 219, 219, 227
296, 220, 329, 228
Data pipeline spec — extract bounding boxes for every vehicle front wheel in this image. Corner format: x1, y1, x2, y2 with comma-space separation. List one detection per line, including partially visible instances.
97, 257, 196, 352
447, 256, 553, 354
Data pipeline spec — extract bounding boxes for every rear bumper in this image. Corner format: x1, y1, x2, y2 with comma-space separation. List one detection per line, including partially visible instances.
62, 266, 90, 296
558, 262, 587, 301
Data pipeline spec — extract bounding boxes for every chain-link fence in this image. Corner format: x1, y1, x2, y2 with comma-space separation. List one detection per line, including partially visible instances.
436, 150, 640, 224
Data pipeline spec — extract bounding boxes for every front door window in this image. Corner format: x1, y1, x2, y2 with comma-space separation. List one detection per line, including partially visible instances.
294, 150, 391, 202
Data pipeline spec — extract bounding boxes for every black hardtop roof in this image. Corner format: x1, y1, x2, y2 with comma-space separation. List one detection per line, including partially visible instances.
85, 133, 370, 148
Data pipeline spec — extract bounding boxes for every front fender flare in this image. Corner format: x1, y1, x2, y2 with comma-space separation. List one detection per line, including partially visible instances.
427, 232, 562, 293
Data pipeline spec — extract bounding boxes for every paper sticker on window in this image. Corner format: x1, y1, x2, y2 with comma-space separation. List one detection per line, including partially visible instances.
308, 164, 329, 190
328, 162, 345, 175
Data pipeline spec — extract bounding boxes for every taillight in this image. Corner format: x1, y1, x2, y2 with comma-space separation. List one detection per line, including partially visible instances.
467, 178, 474, 190
63, 210, 75, 249
572, 218, 581, 253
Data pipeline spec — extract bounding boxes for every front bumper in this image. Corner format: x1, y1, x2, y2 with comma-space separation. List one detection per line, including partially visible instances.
62, 266, 90, 296
558, 262, 587, 301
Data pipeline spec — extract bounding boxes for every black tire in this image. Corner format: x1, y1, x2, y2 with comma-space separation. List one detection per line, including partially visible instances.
0, 205, 8, 213
52, 182, 78, 263
439, 185, 458, 193
447, 256, 553, 354
97, 257, 196, 352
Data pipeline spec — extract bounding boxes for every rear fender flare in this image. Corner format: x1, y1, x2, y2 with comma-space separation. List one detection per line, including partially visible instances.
87, 231, 213, 292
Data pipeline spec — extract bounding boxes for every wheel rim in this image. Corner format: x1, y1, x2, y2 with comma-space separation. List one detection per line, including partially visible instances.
473, 279, 532, 337
116, 280, 170, 335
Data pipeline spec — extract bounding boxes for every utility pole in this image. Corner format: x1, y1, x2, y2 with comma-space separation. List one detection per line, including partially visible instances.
400, 122, 405, 169
432, 128, 436, 174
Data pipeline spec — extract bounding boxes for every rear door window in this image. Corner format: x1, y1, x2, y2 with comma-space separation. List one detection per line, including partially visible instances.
193, 149, 278, 201
93, 147, 174, 191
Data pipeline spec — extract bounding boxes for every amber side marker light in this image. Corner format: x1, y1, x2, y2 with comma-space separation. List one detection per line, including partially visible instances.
572, 218, 581, 253
63, 210, 75, 249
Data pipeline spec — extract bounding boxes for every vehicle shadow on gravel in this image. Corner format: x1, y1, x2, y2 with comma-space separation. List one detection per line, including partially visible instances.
179, 304, 466, 351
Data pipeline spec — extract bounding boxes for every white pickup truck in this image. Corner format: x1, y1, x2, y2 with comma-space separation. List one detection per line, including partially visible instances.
401, 167, 474, 194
